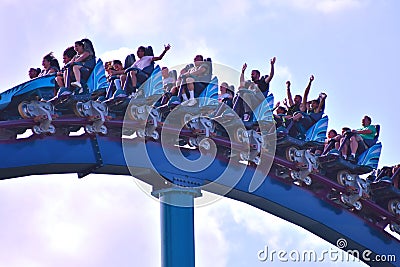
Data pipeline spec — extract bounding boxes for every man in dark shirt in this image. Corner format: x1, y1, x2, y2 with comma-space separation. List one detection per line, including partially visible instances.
248, 57, 276, 98
233, 57, 276, 121
284, 80, 302, 115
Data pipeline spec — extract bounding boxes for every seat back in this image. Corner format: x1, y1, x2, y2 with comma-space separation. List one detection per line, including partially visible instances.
305, 115, 328, 142
141, 65, 164, 98
86, 59, 110, 94
357, 142, 382, 169
373, 124, 380, 143
198, 76, 219, 107
252, 93, 274, 122
142, 63, 155, 77
169, 69, 177, 81
144, 46, 154, 56
124, 54, 136, 69
204, 57, 212, 82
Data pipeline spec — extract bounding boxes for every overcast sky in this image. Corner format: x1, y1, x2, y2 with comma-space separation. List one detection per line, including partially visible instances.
1, 0, 399, 266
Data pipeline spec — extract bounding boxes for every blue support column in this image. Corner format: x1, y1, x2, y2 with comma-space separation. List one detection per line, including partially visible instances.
152, 187, 202, 267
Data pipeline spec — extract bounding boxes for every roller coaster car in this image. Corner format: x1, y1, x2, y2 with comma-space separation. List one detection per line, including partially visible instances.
318, 126, 381, 210
0, 75, 56, 120
105, 62, 163, 117
275, 116, 328, 185
318, 125, 381, 177
277, 115, 328, 155
109, 65, 164, 140
180, 77, 220, 148
369, 170, 400, 218
210, 91, 274, 165
0, 75, 57, 138
50, 59, 109, 111
122, 46, 155, 96
55, 59, 110, 135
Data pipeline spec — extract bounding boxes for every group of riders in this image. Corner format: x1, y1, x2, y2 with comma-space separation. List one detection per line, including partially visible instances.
26, 39, 397, 181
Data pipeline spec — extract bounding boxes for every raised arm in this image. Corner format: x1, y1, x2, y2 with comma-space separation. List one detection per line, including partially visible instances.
302, 75, 314, 105
264, 57, 276, 84
152, 44, 171, 62
240, 63, 247, 87
286, 81, 294, 106
315, 93, 326, 113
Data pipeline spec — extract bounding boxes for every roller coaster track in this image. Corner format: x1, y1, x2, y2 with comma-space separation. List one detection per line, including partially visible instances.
0, 118, 399, 266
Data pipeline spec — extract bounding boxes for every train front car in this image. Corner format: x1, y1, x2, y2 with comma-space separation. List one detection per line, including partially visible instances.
0, 75, 57, 139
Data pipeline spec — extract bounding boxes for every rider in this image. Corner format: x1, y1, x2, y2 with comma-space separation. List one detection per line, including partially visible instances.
246, 57, 276, 98
233, 58, 276, 121
284, 80, 302, 115
125, 44, 171, 95
339, 115, 377, 163
179, 55, 212, 106
69, 39, 96, 90
291, 75, 327, 139
218, 82, 234, 108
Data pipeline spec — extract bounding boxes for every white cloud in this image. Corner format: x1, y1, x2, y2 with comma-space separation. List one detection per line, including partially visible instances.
196, 206, 230, 267
258, 0, 366, 14
315, 0, 363, 13
99, 47, 136, 63
215, 0, 252, 18
0, 175, 161, 267
76, 0, 168, 38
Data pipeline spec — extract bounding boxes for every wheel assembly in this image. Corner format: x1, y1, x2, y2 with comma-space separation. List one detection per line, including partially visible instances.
388, 199, 400, 216
18, 101, 31, 119
353, 201, 362, 211
235, 128, 249, 143
303, 176, 312, 186
151, 130, 160, 140
336, 170, 351, 186
285, 146, 299, 162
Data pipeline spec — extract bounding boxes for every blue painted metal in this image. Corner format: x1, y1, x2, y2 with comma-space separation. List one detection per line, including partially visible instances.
305, 115, 328, 142
0, 135, 399, 266
198, 77, 219, 107
358, 142, 382, 168
253, 93, 274, 122
0, 75, 55, 110
152, 187, 202, 267
86, 59, 110, 93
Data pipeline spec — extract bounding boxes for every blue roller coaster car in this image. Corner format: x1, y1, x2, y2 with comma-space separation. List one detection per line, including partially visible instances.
318, 126, 382, 177
0, 75, 56, 120
369, 168, 400, 217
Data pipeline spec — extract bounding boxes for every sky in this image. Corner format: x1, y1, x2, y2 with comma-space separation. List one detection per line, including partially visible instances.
0, 0, 399, 266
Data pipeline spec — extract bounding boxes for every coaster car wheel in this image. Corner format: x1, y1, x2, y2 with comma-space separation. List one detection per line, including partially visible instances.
353, 201, 363, 211
199, 138, 215, 154
85, 125, 95, 134
18, 101, 31, 119
99, 125, 108, 135
388, 199, 400, 217
253, 156, 261, 166
151, 130, 160, 140
285, 146, 299, 162
337, 170, 351, 186
73, 102, 86, 117
127, 103, 139, 120
47, 124, 56, 135
136, 129, 146, 139
303, 176, 312, 186
33, 125, 42, 135
235, 128, 249, 143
